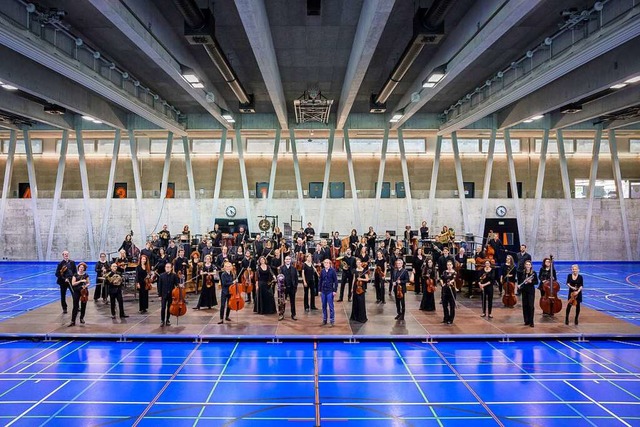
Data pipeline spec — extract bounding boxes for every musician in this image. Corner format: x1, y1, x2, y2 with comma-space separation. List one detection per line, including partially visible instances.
454, 247, 470, 295
377, 241, 388, 260
272, 226, 283, 244
94, 252, 109, 302
419, 221, 429, 241
403, 225, 412, 249
157, 262, 178, 326
373, 250, 387, 304
348, 229, 359, 253
270, 248, 282, 275
105, 262, 128, 320
419, 258, 437, 312
338, 249, 356, 302
537, 257, 557, 298
150, 233, 162, 252
197, 237, 208, 256
383, 232, 396, 253
478, 260, 496, 318
312, 244, 324, 296
118, 234, 134, 260
234, 246, 244, 276
319, 258, 338, 326
194, 254, 217, 310
331, 231, 342, 252
155, 247, 170, 273
279, 255, 299, 321
436, 247, 455, 274
356, 237, 368, 258
211, 223, 223, 249
235, 225, 249, 249
294, 227, 306, 243
241, 250, 256, 305
366, 226, 377, 257
68, 262, 90, 326
500, 255, 517, 296
302, 253, 318, 312
518, 260, 538, 327
190, 251, 203, 294
256, 256, 276, 315
440, 260, 457, 324
141, 241, 156, 267
565, 264, 583, 325
201, 239, 215, 260
319, 239, 331, 261
516, 244, 532, 275
294, 238, 307, 259
158, 224, 171, 248
115, 250, 128, 274
218, 261, 235, 324
278, 238, 291, 260
488, 233, 506, 276
350, 258, 369, 323
166, 240, 178, 262
263, 240, 274, 259
253, 234, 264, 258
357, 246, 370, 268
391, 259, 409, 321
304, 222, 315, 242
413, 248, 426, 295
136, 254, 153, 314
173, 248, 188, 283
389, 248, 403, 270
216, 246, 230, 269
51, 284, 67, 317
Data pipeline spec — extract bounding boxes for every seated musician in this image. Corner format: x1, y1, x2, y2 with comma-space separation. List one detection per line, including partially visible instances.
197, 237, 208, 256
115, 250, 128, 274
294, 227, 306, 242
294, 238, 307, 259
158, 224, 170, 248
304, 222, 315, 243
201, 239, 215, 259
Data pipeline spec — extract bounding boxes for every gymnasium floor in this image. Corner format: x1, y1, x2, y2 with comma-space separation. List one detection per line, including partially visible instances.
0, 261, 639, 426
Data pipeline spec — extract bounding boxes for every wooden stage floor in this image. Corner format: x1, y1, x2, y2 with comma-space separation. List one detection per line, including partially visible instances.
1, 288, 638, 341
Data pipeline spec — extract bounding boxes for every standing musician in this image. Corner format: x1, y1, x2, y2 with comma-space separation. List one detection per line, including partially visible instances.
118, 234, 134, 260
55, 250, 76, 314
253, 234, 264, 259
105, 263, 128, 320
189, 251, 203, 294
217, 261, 235, 324
280, 255, 299, 321
391, 259, 409, 321
201, 239, 215, 260
373, 250, 387, 304
141, 241, 156, 267
216, 246, 231, 269
302, 253, 318, 312
488, 232, 506, 278
194, 254, 217, 310
436, 247, 455, 275
440, 260, 457, 324
478, 260, 496, 318
537, 257, 557, 298
173, 248, 188, 284
304, 222, 316, 243
136, 254, 154, 314
158, 224, 171, 248
241, 250, 256, 305
366, 226, 377, 257
69, 262, 90, 326
516, 244, 532, 275
419, 258, 438, 312
413, 248, 426, 295
565, 264, 583, 325
331, 231, 342, 253
150, 233, 162, 254
348, 229, 359, 254
278, 238, 291, 260
403, 226, 412, 253
262, 240, 274, 259
356, 236, 368, 258
319, 239, 331, 261
338, 249, 356, 302
94, 252, 109, 303
155, 247, 170, 273
233, 246, 244, 276
357, 246, 370, 268
377, 241, 388, 260
272, 226, 283, 244
157, 262, 178, 326
500, 255, 517, 296
454, 247, 469, 295
235, 225, 249, 249
180, 224, 191, 256
197, 237, 208, 257
166, 240, 178, 262
319, 258, 338, 326
211, 223, 223, 250
270, 248, 282, 276
312, 243, 324, 296
350, 258, 369, 323
518, 260, 538, 327
419, 221, 429, 241
256, 256, 276, 315
383, 232, 396, 254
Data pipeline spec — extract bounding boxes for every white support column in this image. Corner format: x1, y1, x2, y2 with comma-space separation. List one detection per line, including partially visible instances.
556, 130, 580, 260
76, 127, 96, 259
373, 126, 389, 231
266, 128, 281, 204
609, 130, 632, 260
23, 129, 43, 260
211, 129, 227, 225
128, 130, 146, 239
398, 128, 414, 227
236, 127, 253, 231
318, 127, 335, 235
290, 128, 306, 222
99, 129, 121, 252
344, 128, 362, 233
159, 132, 174, 217
582, 126, 602, 260
426, 135, 442, 229
451, 132, 470, 233
0, 130, 16, 237
504, 129, 525, 244
183, 136, 199, 233
46, 130, 68, 260
478, 128, 496, 238
530, 128, 549, 258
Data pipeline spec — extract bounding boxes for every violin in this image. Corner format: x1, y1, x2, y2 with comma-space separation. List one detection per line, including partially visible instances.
169, 283, 187, 317
501, 265, 517, 307
354, 269, 367, 295
80, 286, 89, 303
144, 271, 156, 291
568, 291, 579, 307
228, 268, 246, 311
205, 271, 214, 288
425, 274, 435, 293
539, 255, 562, 315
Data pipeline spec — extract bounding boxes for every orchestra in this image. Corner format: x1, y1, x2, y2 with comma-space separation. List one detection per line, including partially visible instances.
55, 221, 587, 332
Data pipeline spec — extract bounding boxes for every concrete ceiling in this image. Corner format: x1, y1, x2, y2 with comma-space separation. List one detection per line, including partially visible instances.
0, 0, 638, 131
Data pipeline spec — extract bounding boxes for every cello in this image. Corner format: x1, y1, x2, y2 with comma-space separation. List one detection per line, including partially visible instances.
539, 255, 562, 315
169, 278, 188, 320
241, 267, 254, 294
228, 267, 246, 311
501, 265, 517, 308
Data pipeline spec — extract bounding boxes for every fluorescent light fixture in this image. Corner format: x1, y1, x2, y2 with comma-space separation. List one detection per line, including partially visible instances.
181, 65, 201, 85
82, 115, 95, 121
191, 82, 204, 89
624, 76, 640, 84
610, 83, 627, 89
389, 110, 404, 122
1, 84, 18, 90
221, 110, 235, 123
422, 64, 447, 88
91, 119, 103, 124
523, 119, 534, 123
531, 115, 544, 120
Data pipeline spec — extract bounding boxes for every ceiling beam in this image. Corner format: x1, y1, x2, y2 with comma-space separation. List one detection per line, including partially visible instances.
496, 38, 640, 129
391, 0, 542, 129
604, 115, 640, 130
0, 13, 186, 135
336, 0, 395, 130
87, 0, 232, 130
438, 7, 640, 135
0, 89, 74, 130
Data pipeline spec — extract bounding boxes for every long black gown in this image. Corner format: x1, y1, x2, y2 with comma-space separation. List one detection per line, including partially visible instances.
420, 267, 437, 311
196, 264, 217, 309
350, 268, 368, 323
257, 266, 277, 314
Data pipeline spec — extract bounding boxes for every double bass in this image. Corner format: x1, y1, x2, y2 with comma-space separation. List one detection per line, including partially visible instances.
228, 268, 246, 311
539, 255, 562, 315
169, 283, 188, 319
501, 265, 517, 308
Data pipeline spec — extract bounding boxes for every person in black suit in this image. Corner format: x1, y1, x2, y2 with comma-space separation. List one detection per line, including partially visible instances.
218, 261, 235, 324
157, 262, 179, 326
55, 250, 76, 314
279, 255, 299, 320
516, 244, 532, 275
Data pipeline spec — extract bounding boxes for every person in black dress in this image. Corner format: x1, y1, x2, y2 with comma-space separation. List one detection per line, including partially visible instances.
420, 258, 437, 312
94, 252, 109, 303
302, 253, 318, 312
350, 258, 369, 323
518, 260, 538, 327
373, 251, 387, 304
136, 254, 153, 313
565, 264, 584, 325
440, 260, 457, 324
413, 248, 426, 294
118, 234, 134, 260
478, 260, 496, 318
69, 262, 90, 326
195, 254, 217, 310
256, 256, 277, 314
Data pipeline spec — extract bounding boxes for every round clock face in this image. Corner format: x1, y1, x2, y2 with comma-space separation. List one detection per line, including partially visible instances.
496, 205, 507, 217
225, 206, 237, 218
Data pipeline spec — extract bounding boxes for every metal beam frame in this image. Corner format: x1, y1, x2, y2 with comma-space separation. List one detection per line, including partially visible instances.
397, 129, 414, 227
290, 128, 306, 222
556, 130, 580, 259
0, 130, 16, 240
318, 127, 336, 234
451, 132, 470, 233
581, 126, 602, 259
344, 128, 362, 233
159, 132, 174, 215
373, 126, 389, 231
504, 129, 525, 245
478, 127, 496, 238
609, 130, 632, 260
236, 127, 253, 233
75, 126, 96, 259
426, 135, 442, 229
267, 128, 281, 205
0, 89, 74, 130
211, 129, 228, 226
183, 136, 199, 233
23, 129, 43, 260
129, 130, 146, 239
99, 129, 121, 252
530, 127, 549, 258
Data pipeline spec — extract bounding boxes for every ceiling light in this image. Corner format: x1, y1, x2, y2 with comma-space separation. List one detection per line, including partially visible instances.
221, 110, 235, 123
422, 64, 447, 88
523, 119, 534, 123
531, 115, 544, 120
191, 82, 204, 89
624, 76, 640, 84
82, 115, 95, 121
389, 109, 404, 123
610, 83, 627, 89
91, 119, 103, 124
1, 84, 18, 90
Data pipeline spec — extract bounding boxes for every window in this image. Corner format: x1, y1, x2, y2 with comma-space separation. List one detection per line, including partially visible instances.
149, 139, 185, 154
191, 139, 232, 154
481, 139, 521, 153
442, 138, 480, 153
574, 179, 629, 198
387, 139, 426, 153
1, 139, 43, 154
348, 138, 426, 153
533, 138, 575, 153
295, 138, 328, 153
246, 139, 286, 153
96, 139, 131, 155
630, 139, 640, 153
575, 139, 610, 154
56, 140, 96, 155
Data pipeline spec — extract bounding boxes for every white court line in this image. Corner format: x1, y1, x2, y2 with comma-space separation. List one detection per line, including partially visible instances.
5, 380, 70, 427
563, 380, 632, 426
15, 341, 79, 374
